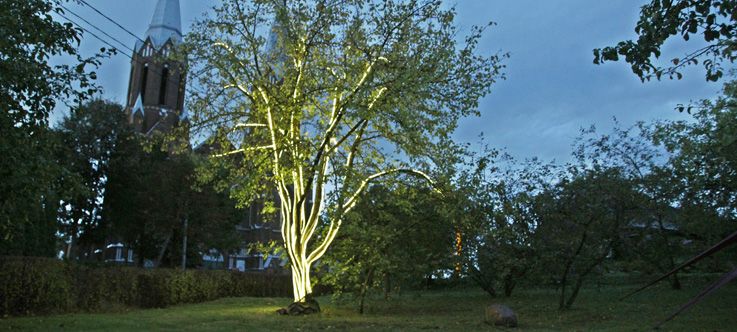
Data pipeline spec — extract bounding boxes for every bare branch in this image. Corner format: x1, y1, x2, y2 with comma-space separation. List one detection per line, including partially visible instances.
212, 145, 276, 158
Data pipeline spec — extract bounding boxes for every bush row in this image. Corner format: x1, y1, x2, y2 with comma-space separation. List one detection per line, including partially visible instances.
0, 256, 291, 316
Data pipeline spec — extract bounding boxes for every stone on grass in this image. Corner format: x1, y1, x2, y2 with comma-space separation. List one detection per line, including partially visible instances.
276, 296, 321, 316
484, 304, 518, 327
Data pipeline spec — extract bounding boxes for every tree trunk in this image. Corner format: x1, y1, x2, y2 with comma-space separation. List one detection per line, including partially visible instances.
155, 232, 172, 268
565, 276, 585, 309
383, 272, 392, 300
670, 272, 682, 290
181, 216, 188, 270
558, 278, 567, 310
359, 268, 375, 314
503, 273, 516, 297
290, 258, 312, 302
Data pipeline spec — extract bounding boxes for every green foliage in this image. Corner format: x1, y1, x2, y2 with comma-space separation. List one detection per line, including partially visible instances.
465, 154, 552, 298
534, 168, 638, 309
56, 99, 131, 259
320, 183, 455, 312
184, 0, 504, 301
0, 0, 108, 256
0, 257, 73, 316
229, 271, 294, 298
72, 266, 141, 311
0, 256, 292, 317
104, 135, 243, 267
573, 122, 689, 289
0, 116, 64, 257
593, 0, 737, 81
0, 0, 109, 128
653, 81, 737, 222
134, 269, 291, 309
645, 81, 737, 269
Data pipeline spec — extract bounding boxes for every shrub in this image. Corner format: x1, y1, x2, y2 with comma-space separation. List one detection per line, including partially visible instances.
0, 256, 292, 316
231, 272, 291, 298
72, 265, 142, 311
0, 257, 73, 316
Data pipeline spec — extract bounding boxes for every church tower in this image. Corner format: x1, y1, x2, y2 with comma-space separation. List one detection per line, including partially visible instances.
125, 0, 186, 135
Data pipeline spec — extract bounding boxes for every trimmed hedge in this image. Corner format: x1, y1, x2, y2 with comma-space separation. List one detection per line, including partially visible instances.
0, 257, 73, 316
0, 256, 291, 316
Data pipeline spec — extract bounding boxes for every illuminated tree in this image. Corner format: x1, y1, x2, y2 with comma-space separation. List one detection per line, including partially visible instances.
184, 0, 504, 306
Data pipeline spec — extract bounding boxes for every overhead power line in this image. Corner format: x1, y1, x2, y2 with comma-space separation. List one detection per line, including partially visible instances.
56, 11, 130, 58
57, 6, 215, 114
78, 0, 145, 43
58, 2, 230, 119
59, 4, 135, 53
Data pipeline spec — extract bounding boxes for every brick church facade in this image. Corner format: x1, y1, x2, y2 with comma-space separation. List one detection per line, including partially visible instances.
112, 0, 283, 271
124, 0, 186, 135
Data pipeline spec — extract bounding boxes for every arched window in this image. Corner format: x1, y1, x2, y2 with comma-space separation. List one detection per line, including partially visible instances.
141, 65, 149, 102
159, 67, 169, 105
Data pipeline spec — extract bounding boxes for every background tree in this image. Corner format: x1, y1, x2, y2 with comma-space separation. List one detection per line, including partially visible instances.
0, 0, 107, 128
0, 122, 63, 256
575, 122, 688, 289
534, 167, 637, 310
56, 99, 129, 260
105, 135, 244, 268
184, 0, 504, 305
467, 155, 553, 298
105, 137, 192, 267
650, 81, 737, 267
186, 173, 244, 267
320, 183, 455, 314
0, 0, 108, 255
593, 0, 737, 81
593, 1, 737, 322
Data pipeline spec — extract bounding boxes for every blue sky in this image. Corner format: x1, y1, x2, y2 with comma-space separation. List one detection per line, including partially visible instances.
54, 0, 721, 162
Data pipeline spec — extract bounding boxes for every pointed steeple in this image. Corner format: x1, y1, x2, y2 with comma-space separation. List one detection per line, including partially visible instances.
145, 0, 182, 48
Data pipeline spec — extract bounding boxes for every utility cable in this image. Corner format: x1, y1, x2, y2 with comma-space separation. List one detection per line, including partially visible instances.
59, 3, 136, 53
78, 0, 145, 43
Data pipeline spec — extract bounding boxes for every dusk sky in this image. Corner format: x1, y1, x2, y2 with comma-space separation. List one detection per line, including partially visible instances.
54, 0, 722, 163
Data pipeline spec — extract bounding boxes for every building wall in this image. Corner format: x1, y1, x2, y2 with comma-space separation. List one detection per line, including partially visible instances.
125, 40, 186, 134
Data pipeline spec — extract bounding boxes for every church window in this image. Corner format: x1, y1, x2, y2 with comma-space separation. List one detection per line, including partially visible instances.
159, 67, 169, 105
141, 65, 149, 102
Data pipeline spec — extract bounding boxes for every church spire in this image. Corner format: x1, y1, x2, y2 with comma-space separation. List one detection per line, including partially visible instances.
125, 0, 187, 135
145, 0, 182, 48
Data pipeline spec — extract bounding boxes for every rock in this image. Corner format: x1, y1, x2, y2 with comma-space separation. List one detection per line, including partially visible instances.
484, 304, 518, 327
276, 296, 321, 316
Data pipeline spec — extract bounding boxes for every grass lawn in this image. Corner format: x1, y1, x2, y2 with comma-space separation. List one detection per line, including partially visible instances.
2, 277, 736, 331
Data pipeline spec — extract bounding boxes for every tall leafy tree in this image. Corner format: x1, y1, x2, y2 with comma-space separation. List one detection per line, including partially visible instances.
56, 99, 129, 260
0, 0, 108, 254
576, 123, 689, 289
0, 121, 63, 256
534, 168, 637, 310
466, 154, 554, 298
653, 82, 737, 220
0, 0, 107, 127
184, 0, 504, 305
105, 137, 191, 267
321, 183, 454, 313
105, 136, 243, 268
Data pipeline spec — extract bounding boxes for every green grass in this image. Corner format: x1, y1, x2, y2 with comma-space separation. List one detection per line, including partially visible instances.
2, 278, 736, 331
